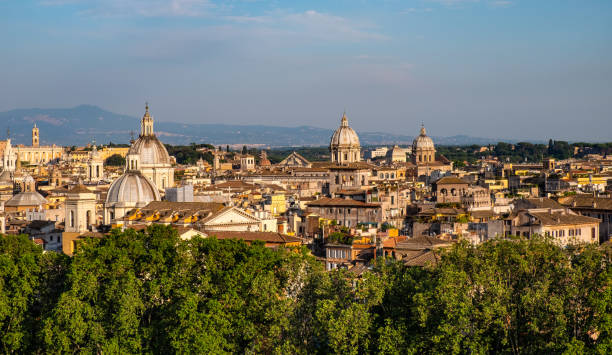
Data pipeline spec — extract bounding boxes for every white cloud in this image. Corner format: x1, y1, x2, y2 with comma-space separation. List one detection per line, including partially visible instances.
223, 10, 388, 42
41, 0, 215, 17
400, 8, 434, 14
427, 0, 480, 6
490, 1, 513, 8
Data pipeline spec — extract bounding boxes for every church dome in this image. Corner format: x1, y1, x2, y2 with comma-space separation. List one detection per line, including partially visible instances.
127, 104, 172, 166
413, 125, 435, 151
5, 191, 47, 208
330, 113, 360, 148
127, 136, 172, 165
106, 171, 160, 206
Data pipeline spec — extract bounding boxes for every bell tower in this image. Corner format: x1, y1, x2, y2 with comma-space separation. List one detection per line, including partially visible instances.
32, 124, 39, 147
87, 143, 104, 182
65, 185, 97, 233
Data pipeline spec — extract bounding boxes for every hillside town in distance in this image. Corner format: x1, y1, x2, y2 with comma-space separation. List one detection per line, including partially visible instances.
0, 104, 610, 271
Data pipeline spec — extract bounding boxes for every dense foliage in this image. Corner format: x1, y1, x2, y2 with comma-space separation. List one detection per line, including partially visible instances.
1, 228, 610, 354
436, 140, 612, 165
268, 147, 331, 163
164, 144, 215, 165
104, 153, 126, 166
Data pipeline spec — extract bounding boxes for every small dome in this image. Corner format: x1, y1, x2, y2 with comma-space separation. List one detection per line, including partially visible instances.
5, 191, 47, 207
330, 113, 360, 148
413, 125, 435, 151
106, 171, 160, 206
127, 135, 172, 165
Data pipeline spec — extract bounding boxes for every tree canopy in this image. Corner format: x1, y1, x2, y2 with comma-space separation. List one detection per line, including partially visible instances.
1, 228, 610, 354
104, 153, 126, 167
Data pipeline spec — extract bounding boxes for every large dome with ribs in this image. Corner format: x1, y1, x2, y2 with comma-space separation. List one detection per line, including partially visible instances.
330, 113, 360, 149
105, 171, 160, 205
127, 135, 172, 165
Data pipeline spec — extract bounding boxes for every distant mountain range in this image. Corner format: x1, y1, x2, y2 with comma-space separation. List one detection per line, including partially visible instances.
0, 105, 512, 147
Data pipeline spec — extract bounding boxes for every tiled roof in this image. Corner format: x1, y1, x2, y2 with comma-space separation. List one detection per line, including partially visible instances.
528, 211, 600, 226
396, 235, 453, 250
435, 176, 468, 185
67, 184, 93, 194
403, 249, 440, 267
207, 231, 303, 244
558, 195, 612, 211
306, 197, 380, 208
514, 197, 564, 210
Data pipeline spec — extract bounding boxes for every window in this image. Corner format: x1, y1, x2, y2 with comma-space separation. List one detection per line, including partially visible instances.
69, 211, 74, 228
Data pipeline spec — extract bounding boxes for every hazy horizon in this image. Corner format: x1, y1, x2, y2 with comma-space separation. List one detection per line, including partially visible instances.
1, 1, 611, 141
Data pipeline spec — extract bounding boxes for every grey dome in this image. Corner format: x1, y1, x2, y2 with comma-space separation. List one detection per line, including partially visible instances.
5, 191, 47, 207
413, 125, 435, 151
106, 171, 160, 205
127, 135, 171, 165
330, 113, 360, 148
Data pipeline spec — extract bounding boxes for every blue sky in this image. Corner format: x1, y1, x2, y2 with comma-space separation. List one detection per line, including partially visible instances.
1, 0, 611, 141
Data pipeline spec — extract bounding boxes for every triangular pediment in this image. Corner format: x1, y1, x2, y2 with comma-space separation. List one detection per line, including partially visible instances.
202, 207, 261, 226
278, 152, 312, 168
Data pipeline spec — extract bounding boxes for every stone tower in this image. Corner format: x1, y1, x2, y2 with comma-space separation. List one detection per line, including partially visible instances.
65, 184, 97, 233
32, 124, 39, 147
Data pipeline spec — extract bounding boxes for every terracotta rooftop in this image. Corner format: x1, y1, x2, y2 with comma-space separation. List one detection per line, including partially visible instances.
207, 231, 303, 244
527, 211, 600, 227
306, 197, 380, 208
558, 195, 612, 211
396, 235, 453, 250
435, 176, 469, 185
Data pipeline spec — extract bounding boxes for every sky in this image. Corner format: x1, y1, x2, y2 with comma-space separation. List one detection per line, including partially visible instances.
1, 0, 611, 141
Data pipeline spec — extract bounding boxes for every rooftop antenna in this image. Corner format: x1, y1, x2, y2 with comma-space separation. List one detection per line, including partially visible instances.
130, 130, 135, 144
